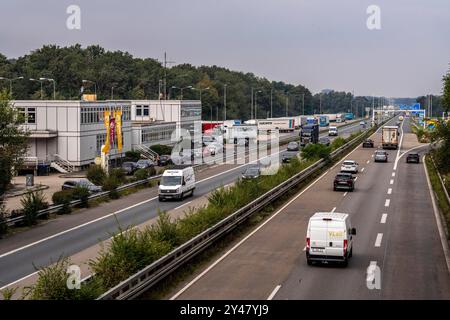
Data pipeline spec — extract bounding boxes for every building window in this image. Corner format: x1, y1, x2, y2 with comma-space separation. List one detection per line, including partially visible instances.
17, 107, 36, 124
136, 105, 142, 116
143, 105, 149, 116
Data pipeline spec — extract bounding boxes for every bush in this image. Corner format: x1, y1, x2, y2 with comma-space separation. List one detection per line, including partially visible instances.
0, 203, 8, 237
87, 165, 106, 186
125, 150, 141, 162
331, 137, 346, 151
301, 143, 331, 161
133, 168, 149, 181
72, 186, 90, 208
52, 190, 74, 214
109, 168, 126, 185
0, 287, 18, 300
150, 144, 172, 156
103, 176, 120, 199
23, 257, 101, 300
20, 190, 49, 226
148, 167, 156, 177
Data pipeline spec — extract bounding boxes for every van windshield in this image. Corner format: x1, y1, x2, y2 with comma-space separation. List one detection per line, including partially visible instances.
161, 176, 182, 186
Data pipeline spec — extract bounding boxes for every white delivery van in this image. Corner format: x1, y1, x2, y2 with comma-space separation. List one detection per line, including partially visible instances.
306, 212, 356, 267
158, 165, 196, 201
328, 126, 338, 136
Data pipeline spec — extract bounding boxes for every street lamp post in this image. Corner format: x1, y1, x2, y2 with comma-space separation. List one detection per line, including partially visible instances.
29, 78, 44, 99
40, 77, 56, 99
254, 90, 262, 119
224, 84, 227, 120
180, 85, 192, 100
0, 76, 24, 97
270, 89, 273, 118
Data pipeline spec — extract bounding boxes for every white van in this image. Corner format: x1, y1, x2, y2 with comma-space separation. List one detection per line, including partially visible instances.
306, 212, 356, 267
328, 126, 338, 136
158, 166, 196, 201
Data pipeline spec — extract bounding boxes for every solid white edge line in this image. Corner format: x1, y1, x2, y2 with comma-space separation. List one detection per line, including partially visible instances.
380, 214, 388, 224
267, 285, 282, 300
393, 120, 405, 170
0, 270, 39, 291
423, 155, 450, 273
375, 233, 383, 247
169, 167, 332, 300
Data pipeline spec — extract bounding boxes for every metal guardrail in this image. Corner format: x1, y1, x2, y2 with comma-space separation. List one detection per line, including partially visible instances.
1, 119, 362, 227
97, 122, 377, 300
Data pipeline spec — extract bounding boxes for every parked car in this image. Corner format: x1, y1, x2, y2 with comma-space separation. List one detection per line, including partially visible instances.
121, 162, 137, 175
319, 137, 331, 146
362, 139, 374, 148
406, 152, 420, 163
62, 179, 102, 193
202, 135, 216, 147
306, 212, 356, 267
157, 155, 172, 166
206, 142, 224, 156
340, 160, 359, 173
374, 150, 388, 162
242, 166, 261, 180
282, 151, 298, 163
136, 159, 154, 169
287, 141, 300, 151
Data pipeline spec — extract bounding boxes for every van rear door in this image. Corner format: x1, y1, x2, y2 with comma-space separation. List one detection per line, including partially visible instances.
325, 220, 346, 257
309, 220, 327, 255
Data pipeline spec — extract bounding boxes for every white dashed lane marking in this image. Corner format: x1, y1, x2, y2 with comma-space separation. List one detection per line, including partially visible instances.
375, 233, 383, 247
380, 214, 388, 224
385, 199, 390, 207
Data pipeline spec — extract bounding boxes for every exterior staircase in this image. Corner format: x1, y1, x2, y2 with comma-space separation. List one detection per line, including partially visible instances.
51, 154, 74, 173
134, 145, 159, 162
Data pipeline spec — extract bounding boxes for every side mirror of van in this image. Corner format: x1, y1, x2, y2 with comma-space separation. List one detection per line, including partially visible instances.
157, 181, 160, 186
351, 228, 356, 235
182, 180, 186, 186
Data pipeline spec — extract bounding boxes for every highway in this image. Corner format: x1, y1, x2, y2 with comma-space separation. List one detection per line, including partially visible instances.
0, 121, 364, 288
171, 116, 450, 300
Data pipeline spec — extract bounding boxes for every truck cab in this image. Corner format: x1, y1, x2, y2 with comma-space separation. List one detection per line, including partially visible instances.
306, 212, 356, 267
300, 124, 319, 146
158, 166, 196, 201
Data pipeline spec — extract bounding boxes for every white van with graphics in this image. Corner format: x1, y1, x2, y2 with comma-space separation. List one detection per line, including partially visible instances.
306, 212, 356, 267
158, 166, 195, 201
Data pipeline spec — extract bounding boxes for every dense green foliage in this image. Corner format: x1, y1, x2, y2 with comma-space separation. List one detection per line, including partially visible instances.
0, 90, 29, 198
443, 68, 450, 112
20, 190, 48, 225
86, 165, 107, 186
150, 144, 173, 156
125, 150, 141, 162
301, 144, 331, 161
0, 45, 374, 120
52, 190, 74, 214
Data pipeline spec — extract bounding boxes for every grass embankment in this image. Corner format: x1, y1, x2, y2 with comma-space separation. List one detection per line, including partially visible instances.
425, 156, 450, 238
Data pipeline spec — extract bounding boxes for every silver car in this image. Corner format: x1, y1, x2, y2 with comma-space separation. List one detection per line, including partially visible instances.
374, 150, 388, 162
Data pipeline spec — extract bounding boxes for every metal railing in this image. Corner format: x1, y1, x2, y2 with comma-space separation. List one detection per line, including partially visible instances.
96, 122, 378, 300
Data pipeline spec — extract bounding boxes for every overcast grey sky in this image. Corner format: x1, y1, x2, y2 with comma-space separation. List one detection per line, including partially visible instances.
1, 0, 449, 97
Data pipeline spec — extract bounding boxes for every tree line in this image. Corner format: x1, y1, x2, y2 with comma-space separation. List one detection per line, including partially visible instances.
0, 44, 376, 120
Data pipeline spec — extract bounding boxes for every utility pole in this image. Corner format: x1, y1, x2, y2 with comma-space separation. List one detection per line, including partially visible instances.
285, 94, 289, 117
302, 93, 305, 115
270, 88, 273, 118
163, 52, 175, 100
251, 87, 254, 119
224, 84, 227, 120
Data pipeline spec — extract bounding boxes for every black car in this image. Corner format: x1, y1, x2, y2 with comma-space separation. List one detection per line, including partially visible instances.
282, 151, 298, 163
242, 166, 261, 179
333, 172, 355, 191
406, 152, 420, 163
62, 179, 102, 193
121, 162, 137, 175
157, 155, 172, 166
319, 137, 331, 146
362, 139, 374, 148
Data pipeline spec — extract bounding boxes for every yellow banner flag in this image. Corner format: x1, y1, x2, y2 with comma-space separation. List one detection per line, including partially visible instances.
101, 111, 111, 154
115, 109, 123, 152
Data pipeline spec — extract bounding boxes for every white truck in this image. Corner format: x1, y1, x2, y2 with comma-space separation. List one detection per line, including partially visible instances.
158, 166, 196, 201
381, 125, 399, 149
306, 212, 356, 267
224, 124, 258, 144
268, 116, 302, 129
257, 119, 295, 133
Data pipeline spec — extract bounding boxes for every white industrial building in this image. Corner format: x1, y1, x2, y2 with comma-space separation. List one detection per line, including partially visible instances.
13, 99, 201, 172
